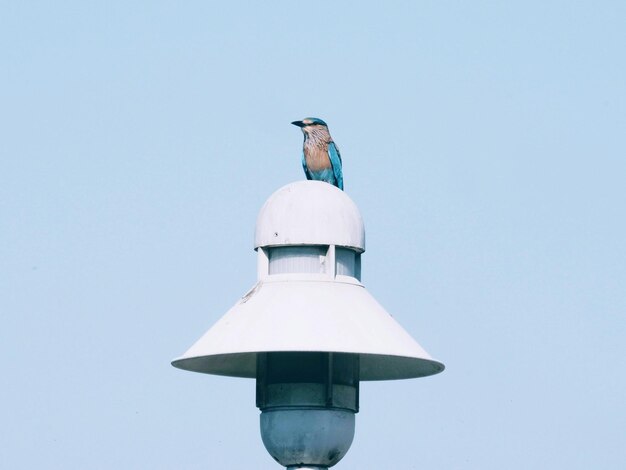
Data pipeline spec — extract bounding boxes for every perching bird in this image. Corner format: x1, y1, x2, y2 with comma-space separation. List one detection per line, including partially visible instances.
291, 117, 343, 190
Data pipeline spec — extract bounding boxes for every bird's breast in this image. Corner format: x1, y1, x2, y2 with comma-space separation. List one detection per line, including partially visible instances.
305, 146, 331, 172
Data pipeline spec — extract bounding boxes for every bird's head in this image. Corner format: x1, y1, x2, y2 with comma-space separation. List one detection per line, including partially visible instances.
291, 117, 328, 133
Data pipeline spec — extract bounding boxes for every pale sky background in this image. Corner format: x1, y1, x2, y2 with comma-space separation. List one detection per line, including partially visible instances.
1, 1, 625, 469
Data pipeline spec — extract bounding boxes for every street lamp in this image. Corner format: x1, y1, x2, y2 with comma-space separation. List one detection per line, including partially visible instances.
172, 181, 444, 469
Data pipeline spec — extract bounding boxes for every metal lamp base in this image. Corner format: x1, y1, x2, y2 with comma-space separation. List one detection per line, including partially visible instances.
260, 408, 355, 469
287, 467, 328, 470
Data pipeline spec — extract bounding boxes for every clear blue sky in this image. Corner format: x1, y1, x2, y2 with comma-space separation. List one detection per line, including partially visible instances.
1, 1, 624, 469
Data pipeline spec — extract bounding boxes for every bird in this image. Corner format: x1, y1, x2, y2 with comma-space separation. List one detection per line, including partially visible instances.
291, 117, 343, 190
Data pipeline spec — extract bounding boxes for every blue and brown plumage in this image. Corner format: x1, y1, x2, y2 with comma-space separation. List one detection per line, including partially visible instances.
291, 117, 343, 190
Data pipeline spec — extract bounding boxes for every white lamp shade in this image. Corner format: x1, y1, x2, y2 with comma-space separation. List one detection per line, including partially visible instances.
172, 276, 443, 380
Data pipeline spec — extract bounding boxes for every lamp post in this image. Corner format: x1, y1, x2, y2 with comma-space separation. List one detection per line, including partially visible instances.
172, 181, 444, 469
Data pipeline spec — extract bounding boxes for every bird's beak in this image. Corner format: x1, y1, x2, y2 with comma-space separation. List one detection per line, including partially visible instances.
291, 120, 305, 127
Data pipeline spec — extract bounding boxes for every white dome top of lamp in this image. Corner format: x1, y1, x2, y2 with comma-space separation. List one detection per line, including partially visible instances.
254, 180, 365, 252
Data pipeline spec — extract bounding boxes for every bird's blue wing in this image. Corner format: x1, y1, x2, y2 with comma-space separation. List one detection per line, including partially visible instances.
301, 151, 312, 180
327, 142, 344, 190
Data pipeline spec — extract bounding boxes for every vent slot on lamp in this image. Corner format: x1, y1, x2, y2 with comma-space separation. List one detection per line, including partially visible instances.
266, 245, 361, 280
